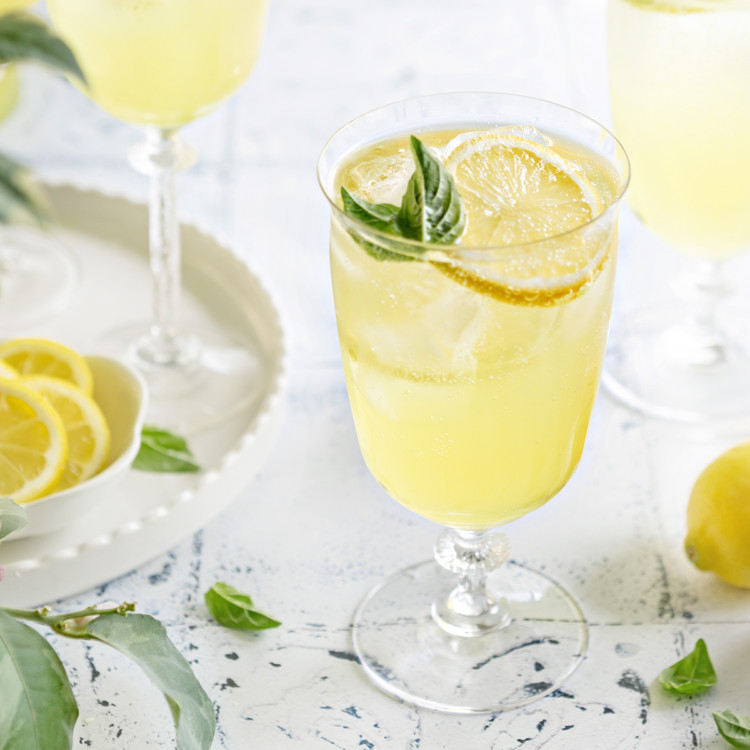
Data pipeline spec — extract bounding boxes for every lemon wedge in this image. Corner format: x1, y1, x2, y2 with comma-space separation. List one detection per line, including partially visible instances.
23, 375, 110, 493
0, 378, 68, 503
437, 129, 608, 305
0, 337, 94, 395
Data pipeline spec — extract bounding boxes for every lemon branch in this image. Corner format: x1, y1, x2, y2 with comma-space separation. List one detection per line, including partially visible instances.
0, 602, 136, 638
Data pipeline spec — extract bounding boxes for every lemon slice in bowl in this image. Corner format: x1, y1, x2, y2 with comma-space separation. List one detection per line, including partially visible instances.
0, 337, 94, 395
437, 129, 608, 305
23, 375, 110, 493
0, 360, 18, 379
0, 378, 68, 503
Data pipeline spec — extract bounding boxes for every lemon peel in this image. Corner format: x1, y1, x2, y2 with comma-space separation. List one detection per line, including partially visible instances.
685, 441, 750, 589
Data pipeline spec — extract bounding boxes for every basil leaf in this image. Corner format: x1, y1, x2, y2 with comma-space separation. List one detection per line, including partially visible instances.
0, 497, 27, 541
0, 610, 78, 750
396, 136, 465, 244
0, 154, 51, 227
205, 583, 281, 631
0, 13, 84, 82
339, 136, 465, 261
659, 638, 717, 695
133, 426, 200, 473
85, 613, 215, 750
714, 711, 750, 749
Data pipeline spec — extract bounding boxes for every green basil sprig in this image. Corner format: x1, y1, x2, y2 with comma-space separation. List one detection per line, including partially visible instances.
134, 426, 200, 473
659, 638, 717, 695
714, 711, 750, 749
205, 582, 281, 631
340, 135, 465, 261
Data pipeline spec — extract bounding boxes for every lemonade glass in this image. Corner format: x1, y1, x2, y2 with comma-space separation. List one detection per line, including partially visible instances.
45, 0, 268, 428
319, 93, 629, 713
0, 0, 80, 331
605, 0, 750, 422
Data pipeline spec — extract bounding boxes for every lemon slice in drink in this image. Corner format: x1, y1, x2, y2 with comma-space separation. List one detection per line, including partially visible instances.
0, 338, 94, 395
439, 129, 607, 305
23, 375, 110, 493
0, 378, 68, 503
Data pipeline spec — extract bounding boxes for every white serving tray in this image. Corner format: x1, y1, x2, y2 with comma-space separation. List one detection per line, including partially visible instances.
0, 184, 287, 608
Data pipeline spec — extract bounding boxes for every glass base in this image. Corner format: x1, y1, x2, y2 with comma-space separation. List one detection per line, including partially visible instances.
352, 559, 588, 714
0, 228, 80, 331
96, 320, 264, 433
604, 306, 750, 424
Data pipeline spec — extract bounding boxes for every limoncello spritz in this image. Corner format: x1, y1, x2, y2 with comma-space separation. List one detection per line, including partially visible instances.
609, 0, 750, 258
605, 0, 750, 422
46, 0, 268, 128
319, 93, 629, 713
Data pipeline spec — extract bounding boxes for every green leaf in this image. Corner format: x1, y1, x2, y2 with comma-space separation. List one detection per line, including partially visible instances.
0, 497, 27, 541
0, 154, 51, 227
85, 613, 215, 750
714, 711, 750, 748
205, 583, 281, 631
339, 136, 465, 261
0, 610, 78, 750
0, 13, 84, 82
659, 638, 717, 695
396, 136, 466, 244
133, 426, 200, 473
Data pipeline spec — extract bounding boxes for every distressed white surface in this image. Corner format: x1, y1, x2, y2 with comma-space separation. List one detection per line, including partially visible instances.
2, 0, 750, 748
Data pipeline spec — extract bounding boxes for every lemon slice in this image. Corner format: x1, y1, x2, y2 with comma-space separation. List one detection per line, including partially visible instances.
0, 378, 68, 503
0, 338, 94, 395
0, 360, 18, 379
438, 129, 608, 305
23, 375, 110, 493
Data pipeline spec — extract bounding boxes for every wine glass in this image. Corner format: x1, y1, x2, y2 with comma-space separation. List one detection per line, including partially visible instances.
0, 1, 80, 331
605, 0, 750, 424
45, 0, 269, 428
318, 93, 629, 712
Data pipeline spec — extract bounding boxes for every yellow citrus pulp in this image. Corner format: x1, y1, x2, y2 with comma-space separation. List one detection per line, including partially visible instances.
23, 375, 110, 493
0, 377, 68, 503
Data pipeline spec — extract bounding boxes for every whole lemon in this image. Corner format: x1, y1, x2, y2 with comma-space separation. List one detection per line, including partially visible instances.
685, 442, 750, 589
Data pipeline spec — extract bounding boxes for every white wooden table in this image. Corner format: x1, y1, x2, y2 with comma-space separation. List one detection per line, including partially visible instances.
1, 0, 749, 747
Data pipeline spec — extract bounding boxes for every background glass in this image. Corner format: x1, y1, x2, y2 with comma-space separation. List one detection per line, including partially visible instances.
605, 0, 750, 423
46, 0, 268, 428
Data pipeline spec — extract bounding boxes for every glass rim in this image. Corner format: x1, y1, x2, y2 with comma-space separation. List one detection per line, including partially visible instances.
317, 91, 630, 260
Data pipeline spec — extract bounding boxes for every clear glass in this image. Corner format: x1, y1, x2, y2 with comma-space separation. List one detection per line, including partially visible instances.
605, 0, 750, 424
45, 0, 269, 429
318, 92, 629, 713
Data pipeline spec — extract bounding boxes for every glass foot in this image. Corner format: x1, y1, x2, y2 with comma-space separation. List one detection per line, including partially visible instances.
352, 559, 588, 714
604, 306, 750, 424
95, 320, 265, 434
0, 228, 79, 331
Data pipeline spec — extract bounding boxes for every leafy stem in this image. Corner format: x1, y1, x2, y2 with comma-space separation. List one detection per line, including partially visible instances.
0, 602, 136, 638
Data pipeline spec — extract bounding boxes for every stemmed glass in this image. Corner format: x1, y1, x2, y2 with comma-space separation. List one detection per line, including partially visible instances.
318, 93, 629, 712
0, 0, 79, 331
605, 0, 750, 423
45, 0, 269, 427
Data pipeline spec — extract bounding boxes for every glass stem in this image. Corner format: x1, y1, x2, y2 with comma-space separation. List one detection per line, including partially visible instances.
130, 127, 198, 369
679, 259, 729, 367
432, 528, 511, 637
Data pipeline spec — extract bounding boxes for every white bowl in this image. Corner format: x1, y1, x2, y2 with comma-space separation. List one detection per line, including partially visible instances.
15, 356, 148, 539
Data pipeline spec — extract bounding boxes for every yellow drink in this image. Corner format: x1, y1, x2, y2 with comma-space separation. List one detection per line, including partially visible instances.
330, 127, 622, 529
46, 0, 268, 128
609, 0, 750, 258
